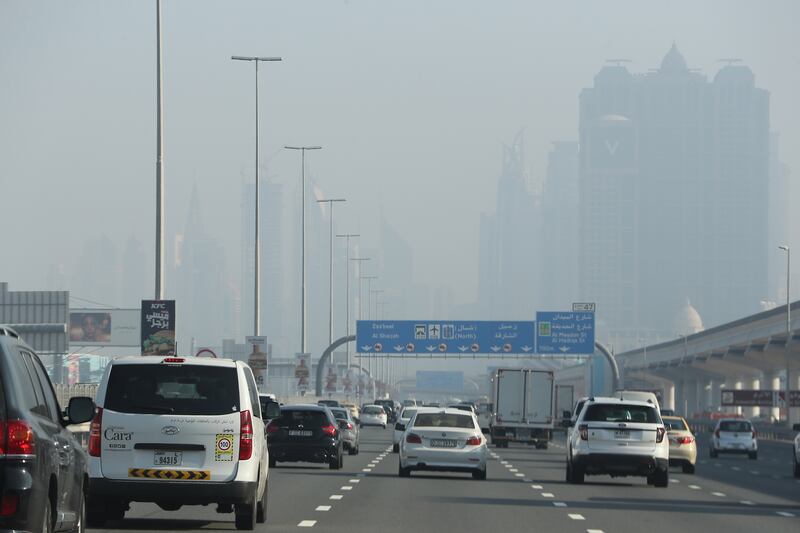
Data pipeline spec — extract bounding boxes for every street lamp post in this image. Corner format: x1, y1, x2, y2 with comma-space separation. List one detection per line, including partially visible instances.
155, 0, 165, 300
371, 288, 385, 386
285, 146, 322, 354
317, 199, 346, 347
232, 55, 282, 336
779, 245, 792, 421
337, 235, 360, 370
361, 274, 378, 398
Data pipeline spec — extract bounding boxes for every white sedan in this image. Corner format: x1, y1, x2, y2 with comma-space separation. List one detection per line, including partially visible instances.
360, 404, 388, 428
393, 407, 437, 453
398, 408, 488, 479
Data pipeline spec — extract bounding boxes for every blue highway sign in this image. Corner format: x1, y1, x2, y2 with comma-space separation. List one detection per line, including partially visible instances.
536, 311, 595, 354
356, 320, 536, 355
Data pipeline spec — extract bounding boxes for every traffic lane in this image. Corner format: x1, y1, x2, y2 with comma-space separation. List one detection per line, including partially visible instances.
508, 438, 799, 533
89, 428, 391, 532
301, 435, 582, 532
692, 438, 800, 504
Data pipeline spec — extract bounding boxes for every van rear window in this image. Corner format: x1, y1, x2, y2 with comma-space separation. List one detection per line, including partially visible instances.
583, 403, 659, 423
104, 364, 239, 416
719, 421, 751, 432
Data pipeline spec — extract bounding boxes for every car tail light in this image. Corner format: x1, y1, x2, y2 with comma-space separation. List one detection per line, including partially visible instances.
346, 422, 354, 430
239, 410, 253, 460
266, 421, 280, 435
0, 493, 18, 517
321, 424, 338, 437
656, 427, 666, 443
406, 433, 422, 444
752, 430, 757, 439
578, 424, 588, 441
676, 436, 694, 445
88, 408, 103, 457
0, 420, 35, 456
465, 435, 481, 446
162, 357, 185, 364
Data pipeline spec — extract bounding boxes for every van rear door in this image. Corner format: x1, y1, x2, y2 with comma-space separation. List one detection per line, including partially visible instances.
99, 361, 241, 482
524, 371, 553, 424
496, 370, 524, 424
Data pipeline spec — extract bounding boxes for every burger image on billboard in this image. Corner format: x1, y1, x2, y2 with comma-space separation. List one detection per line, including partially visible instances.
141, 300, 176, 356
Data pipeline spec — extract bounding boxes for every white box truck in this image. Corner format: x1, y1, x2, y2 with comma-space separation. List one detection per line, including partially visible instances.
490, 368, 555, 449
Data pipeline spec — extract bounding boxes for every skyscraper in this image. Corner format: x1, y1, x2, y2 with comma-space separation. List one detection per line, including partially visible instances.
579, 45, 770, 349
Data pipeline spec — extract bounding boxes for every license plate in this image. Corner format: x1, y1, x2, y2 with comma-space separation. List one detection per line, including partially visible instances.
154, 451, 182, 466
430, 439, 457, 448
614, 430, 630, 439
288, 430, 313, 437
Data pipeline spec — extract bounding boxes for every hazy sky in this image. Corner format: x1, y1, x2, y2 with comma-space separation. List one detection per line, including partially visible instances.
2, 0, 799, 308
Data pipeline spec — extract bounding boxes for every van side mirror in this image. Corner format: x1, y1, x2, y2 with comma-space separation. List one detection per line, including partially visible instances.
67, 397, 95, 425
263, 400, 281, 420
395, 423, 405, 431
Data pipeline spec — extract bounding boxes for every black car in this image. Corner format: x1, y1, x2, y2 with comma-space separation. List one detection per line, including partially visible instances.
0, 326, 95, 533
266, 405, 344, 469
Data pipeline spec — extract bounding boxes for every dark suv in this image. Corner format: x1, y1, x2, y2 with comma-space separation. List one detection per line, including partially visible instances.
0, 326, 95, 532
266, 405, 343, 469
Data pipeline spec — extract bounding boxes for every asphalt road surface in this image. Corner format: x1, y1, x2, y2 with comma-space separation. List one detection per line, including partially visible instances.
91, 428, 799, 532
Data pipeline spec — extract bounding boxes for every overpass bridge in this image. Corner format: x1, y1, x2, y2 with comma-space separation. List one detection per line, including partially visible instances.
556, 300, 800, 425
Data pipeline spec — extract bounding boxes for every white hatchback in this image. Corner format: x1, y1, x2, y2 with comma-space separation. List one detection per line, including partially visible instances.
86, 356, 280, 530
398, 408, 488, 479
710, 418, 757, 459
360, 405, 388, 428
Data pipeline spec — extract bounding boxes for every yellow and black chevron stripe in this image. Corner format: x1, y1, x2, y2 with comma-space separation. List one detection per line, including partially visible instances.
128, 468, 210, 481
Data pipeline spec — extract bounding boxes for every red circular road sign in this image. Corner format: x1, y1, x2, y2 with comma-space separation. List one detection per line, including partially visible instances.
406, 343, 415, 352
438, 343, 447, 352
374, 343, 383, 353
471, 343, 480, 353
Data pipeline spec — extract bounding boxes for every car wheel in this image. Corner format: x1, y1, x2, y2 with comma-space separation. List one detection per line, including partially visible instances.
565, 462, 572, 483
70, 487, 86, 533
382, 424, 386, 429
41, 494, 52, 533
269, 455, 277, 468
472, 469, 487, 480
348, 444, 358, 455
653, 467, 669, 487
392, 443, 399, 453
329, 452, 342, 470
256, 479, 267, 524
682, 462, 695, 474
234, 485, 257, 530
793, 454, 800, 478
748, 451, 758, 460
571, 463, 584, 484
86, 498, 107, 528
398, 462, 411, 478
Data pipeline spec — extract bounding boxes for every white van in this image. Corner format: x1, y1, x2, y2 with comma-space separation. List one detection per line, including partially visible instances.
86, 356, 280, 530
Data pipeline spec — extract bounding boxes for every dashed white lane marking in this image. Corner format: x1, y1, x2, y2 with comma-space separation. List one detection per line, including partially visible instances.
553, 502, 567, 507
568, 514, 586, 520
362, 468, 372, 472
349, 479, 360, 483
776, 511, 795, 517
329, 495, 343, 500
500, 461, 508, 465
298, 520, 317, 527
341, 486, 353, 491
531, 484, 543, 489
740, 501, 755, 506
749, 470, 759, 475
510, 468, 519, 472
587, 530, 606, 533
688, 484, 701, 490
731, 466, 740, 471
315, 506, 331, 511
515, 473, 525, 477
541, 492, 555, 498
711, 492, 726, 497
670, 479, 680, 483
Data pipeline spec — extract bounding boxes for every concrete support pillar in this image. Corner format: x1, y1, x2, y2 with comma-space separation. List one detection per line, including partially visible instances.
694, 379, 705, 416
747, 377, 760, 419
764, 373, 780, 422
711, 380, 724, 413
674, 380, 686, 416
685, 379, 698, 419
664, 382, 676, 412
734, 379, 743, 416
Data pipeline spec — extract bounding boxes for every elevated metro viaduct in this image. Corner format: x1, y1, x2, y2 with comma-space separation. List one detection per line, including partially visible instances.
556, 300, 800, 426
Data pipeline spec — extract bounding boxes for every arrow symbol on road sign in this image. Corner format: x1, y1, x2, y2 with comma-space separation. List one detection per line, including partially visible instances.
521, 345, 532, 352
426, 345, 437, 352
361, 345, 372, 351
458, 346, 469, 352
559, 346, 570, 353
491, 345, 501, 352
394, 345, 404, 352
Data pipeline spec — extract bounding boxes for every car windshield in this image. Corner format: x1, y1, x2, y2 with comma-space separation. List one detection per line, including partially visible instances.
277, 410, 329, 428
364, 406, 384, 415
719, 421, 752, 432
663, 418, 688, 431
103, 364, 239, 416
583, 403, 660, 424
401, 409, 417, 420
413, 413, 475, 429
330, 408, 348, 419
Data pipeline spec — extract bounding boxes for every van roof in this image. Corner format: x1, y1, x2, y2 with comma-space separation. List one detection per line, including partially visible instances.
108, 355, 240, 368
